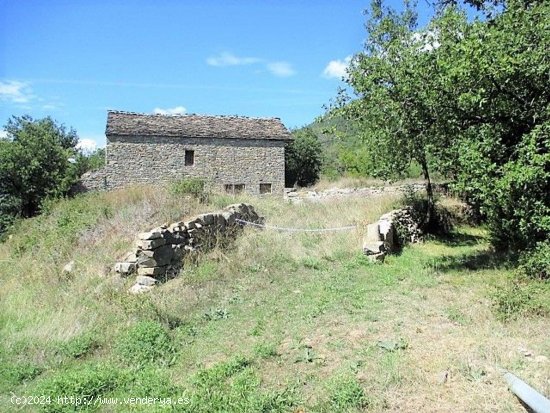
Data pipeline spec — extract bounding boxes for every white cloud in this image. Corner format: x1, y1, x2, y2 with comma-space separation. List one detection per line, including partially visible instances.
266, 61, 296, 77
76, 138, 98, 153
0, 80, 34, 103
153, 106, 187, 115
207, 52, 296, 78
323, 56, 352, 80
0, 131, 8, 139
206, 52, 262, 67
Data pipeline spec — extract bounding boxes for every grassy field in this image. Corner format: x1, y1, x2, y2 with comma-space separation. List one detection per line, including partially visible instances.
0, 185, 548, 412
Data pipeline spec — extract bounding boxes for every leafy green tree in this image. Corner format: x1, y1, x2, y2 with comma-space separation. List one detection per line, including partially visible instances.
338, 0, 549, 248
340, 0, 461, 225
0, 116, 80, 232
285, 128, 323, 187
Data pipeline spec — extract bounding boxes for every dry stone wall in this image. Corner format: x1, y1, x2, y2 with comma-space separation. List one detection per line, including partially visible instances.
363, 207, 423, 262
114, 203, 263, 293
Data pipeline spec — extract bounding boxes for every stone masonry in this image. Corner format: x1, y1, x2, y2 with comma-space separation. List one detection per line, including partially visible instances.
114, 203, 263, 293
80, 111, 292, 196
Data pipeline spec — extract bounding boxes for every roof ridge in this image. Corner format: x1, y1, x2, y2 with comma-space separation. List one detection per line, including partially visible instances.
107, 110, 280, 121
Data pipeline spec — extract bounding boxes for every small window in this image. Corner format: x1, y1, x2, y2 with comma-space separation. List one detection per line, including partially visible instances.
260, 183, 272, 194
185, 150, 194, 166
224, 184, 245, 194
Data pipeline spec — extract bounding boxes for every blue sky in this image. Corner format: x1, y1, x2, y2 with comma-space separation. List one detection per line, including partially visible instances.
0, 0, 435, 151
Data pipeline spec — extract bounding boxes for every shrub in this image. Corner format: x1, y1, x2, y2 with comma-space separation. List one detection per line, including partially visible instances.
170, 178, 207, 201
115, 320, 175, 367
481, 124, 549, 252
491, 279, 550, 321
285, 128, 323, 187
518, 241, 550, 281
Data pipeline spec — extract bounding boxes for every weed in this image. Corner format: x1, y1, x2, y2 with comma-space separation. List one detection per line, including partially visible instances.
187, 357, 298, 412
253, 343, 278, 359
0, 360, 43, 391
444, 306, 471, 325
491, 278, 550, 320
203, 308, 230, 321
34, 363, 120, 413
58, 332, 99, 359
322, 373, 369, 412
115, 320, 175, 367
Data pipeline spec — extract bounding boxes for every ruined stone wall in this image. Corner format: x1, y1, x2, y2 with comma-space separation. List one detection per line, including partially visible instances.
105, 135, 286, 195
115, 203, 263, 293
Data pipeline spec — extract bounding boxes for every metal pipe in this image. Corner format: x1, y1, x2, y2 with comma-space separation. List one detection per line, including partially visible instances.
502, 370, 550, 413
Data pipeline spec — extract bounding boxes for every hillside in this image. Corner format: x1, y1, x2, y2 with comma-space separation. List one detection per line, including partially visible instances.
0, 184, 548, 412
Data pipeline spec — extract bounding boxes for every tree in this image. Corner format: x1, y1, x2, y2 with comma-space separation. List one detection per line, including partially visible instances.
340, 0, 462, 226
285, 128, 323, 187
337, 0, 549, 247
0, 116, 80, 232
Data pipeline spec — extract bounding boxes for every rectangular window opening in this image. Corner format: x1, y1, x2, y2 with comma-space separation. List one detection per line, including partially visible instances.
185, 150, 194, 166
260, 183, 272, 194
224, 184, 246, 194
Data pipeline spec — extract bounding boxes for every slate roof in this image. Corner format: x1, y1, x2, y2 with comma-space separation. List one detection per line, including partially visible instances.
106, 111, 292, 141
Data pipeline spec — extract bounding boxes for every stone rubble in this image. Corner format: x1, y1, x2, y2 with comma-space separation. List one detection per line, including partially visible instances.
363, 207, 423, 261
285, 183, 448, 203
114, 203, 263, 293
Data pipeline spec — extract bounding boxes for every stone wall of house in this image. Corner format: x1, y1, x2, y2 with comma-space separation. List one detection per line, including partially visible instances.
104, 135, 286, 195
76, 169, 108, 192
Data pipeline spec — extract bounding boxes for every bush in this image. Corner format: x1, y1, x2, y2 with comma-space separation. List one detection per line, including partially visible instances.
476, 124, 549, 252
170, 178, 207, 201
115, 320, 175, 367
492, 278, 550, 321
518, 241, 550, 280
285, 128, 323, 187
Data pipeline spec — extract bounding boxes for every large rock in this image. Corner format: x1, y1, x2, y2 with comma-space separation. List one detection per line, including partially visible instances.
136, 237, 166, 250
197, 213, 215, 225
365, 223, 382, 242
363, 241, 385, 255
378, 218, 397, 253
114, 262, 136, 276
129, 283, 154, 294
138, 231, 162, 240
137, 266, 168, 277
137, 245, 174, 267
136, 275, 157, 286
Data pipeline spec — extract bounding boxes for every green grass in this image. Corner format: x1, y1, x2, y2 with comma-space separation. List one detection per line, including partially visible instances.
0, 183, 548, 412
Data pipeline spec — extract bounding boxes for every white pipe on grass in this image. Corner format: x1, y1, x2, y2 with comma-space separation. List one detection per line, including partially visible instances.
502, 370, 550, 413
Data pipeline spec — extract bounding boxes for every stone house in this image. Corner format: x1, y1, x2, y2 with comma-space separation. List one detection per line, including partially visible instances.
81, 110, 292, 195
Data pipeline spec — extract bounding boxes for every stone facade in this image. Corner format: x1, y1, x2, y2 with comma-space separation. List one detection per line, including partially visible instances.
106, 135, 286, 195
80, 111, 291, 195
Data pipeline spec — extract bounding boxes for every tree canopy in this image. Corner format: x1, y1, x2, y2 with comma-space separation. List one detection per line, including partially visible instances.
334, 0, 549, 250
0, 116, 83, 233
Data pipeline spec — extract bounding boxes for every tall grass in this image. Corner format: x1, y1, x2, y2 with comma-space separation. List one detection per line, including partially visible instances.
0, 183, 547, 412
